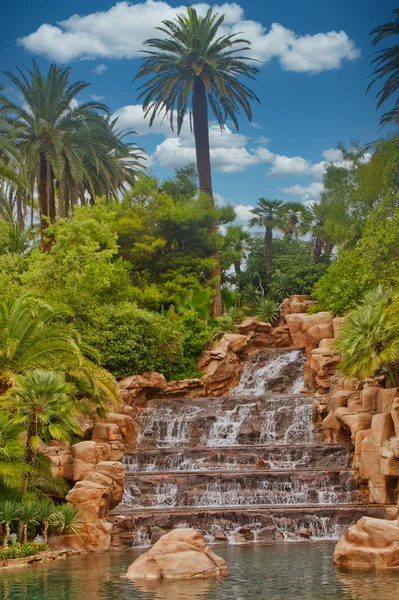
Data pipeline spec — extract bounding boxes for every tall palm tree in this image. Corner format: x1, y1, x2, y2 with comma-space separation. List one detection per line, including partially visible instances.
135, 6, 260, 315
281, 202, 307, 240
249, 198, 286, 281
0, 62, 144, 249
368, 8, 399, 125
221, 225, 250, 276
0, 295, 118, 405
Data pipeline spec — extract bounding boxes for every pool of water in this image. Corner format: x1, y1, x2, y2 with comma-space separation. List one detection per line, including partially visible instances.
1, 543, 399, 600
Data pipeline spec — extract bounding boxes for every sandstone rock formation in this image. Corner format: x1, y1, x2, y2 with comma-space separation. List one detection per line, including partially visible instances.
125, 529, 228, 580
333, 517, 399, 569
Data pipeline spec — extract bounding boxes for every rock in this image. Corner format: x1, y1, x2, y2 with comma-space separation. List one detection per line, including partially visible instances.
66, 480, 113, 552
380, 437, 399, 476
119, 372, 167, 404
255, 322, 272, 334
238, 318, 259, 334
94, 461, 125, 509
91, 423, 122, 443
360, 386, 379, 412
333, 517, 399, 569
70, 441, 101, 481
392, 398, 399, 437
332, 317, 345, 339
125, 529, 228, 580
359, 413, 395, 503
286, 312, 333, 350
310, 348, 341, 389
377, 388, 399, 413
318, 338, 335, 349
271, 325, 293, 348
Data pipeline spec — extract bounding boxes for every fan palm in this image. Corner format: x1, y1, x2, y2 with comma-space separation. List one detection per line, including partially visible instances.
37, 500, 54, 543
19, 500, 39, 543
221, 225, 250, 276
303, 203, 334, 263
135, 6, 260, 316
368, 9, 399, 126
0, 295, 118, 405
0, 414, 29, 492
281, 202, 308, 240
335, 286, 399, 384
49, 503, 81, 535
249, 198, 286, 281
0, 499, 21, 548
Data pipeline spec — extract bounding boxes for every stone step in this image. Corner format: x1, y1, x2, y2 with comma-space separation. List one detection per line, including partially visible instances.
110, 504, 396, 549
120, 469, 362, 510
123, 444, 351, 473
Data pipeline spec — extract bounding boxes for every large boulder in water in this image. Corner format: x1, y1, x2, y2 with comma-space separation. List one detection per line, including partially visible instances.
333, 517, 399, 569
125, 529, 228, 580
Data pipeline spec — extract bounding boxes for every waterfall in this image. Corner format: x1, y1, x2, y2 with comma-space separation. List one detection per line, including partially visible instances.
115, 348, 365, 548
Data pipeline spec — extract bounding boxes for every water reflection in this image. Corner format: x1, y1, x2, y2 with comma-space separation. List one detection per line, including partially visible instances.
335, 567, 399, 600
131, 578, 222, 600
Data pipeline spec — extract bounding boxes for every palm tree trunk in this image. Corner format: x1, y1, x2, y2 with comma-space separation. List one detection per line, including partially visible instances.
43, 521, 49, 544
38, 153, 50, 251
233, 261, 242, 275
264, 226, 273, 281
23, 524, 28, 544
192, 78, 223, 317
3, 523, 10, 549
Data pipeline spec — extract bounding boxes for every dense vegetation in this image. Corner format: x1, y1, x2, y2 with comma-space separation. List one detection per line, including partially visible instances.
1, 4, 399, 551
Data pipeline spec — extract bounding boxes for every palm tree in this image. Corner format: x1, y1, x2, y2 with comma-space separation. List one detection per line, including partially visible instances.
0, 295, 118, 405
37, 501, 54, 543
221, 225, 250, 276
304, 203, 334, 263
19, 500, 39, 543
0, 62, 144, 249
249, 198, 286, 281
335, 286, 399, 385
368, 9, 399, 126
2, 370, 81, 471
281, 202, 307, 240
0, 414, 29, 493
135, 6, 260, 316
0, 499, 21, 548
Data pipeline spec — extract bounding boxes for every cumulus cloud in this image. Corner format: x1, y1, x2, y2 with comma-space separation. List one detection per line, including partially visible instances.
93, 63, 108, 75
18, 1, 359, 73
90, 94, 104, 101
280, 182, 325, 203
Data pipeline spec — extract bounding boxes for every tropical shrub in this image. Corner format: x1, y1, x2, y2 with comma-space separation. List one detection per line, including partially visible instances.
0, 542, 47, 560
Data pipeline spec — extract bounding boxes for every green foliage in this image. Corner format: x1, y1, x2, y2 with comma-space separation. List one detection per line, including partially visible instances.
253, 298, 280, 324
0, 542, 47, 560
334, 286, 399, 384
49, 503, 81, 535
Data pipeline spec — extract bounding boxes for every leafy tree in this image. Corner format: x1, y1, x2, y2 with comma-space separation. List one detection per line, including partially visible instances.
249, 199, 286, 281
160, 163, 198, 200
135, 6, 260, 315
368, 8, 399, 125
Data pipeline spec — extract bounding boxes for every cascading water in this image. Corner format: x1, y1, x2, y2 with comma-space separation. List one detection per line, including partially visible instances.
115, 348, 375, 547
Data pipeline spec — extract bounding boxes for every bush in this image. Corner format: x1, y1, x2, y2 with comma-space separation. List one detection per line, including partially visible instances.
0, 542, 47, 560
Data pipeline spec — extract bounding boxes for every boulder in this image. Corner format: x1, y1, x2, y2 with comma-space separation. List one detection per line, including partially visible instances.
286, 312, 333, 350
119, 372, 167, 404
125, 529, 228, 580
333, 517, 399, 569
392, 398, 399, 437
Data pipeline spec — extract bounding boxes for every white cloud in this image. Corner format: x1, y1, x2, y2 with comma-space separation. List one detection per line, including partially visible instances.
233, 204, 255, 227
90, 94, 104, 101
322, 147, 343, 162
112, 104, 174, 135
280, 182, 325, 202
18, 1, 359, 73
93, 63, 108, 75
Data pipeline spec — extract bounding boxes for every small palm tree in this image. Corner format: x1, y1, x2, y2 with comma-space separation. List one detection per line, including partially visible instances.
19, 500, 39, 544
335, 286, 399, 384
2, 370, 81, 474
303, 203, 334, 263
37, 501, 55, 543
249, 199, 286, 281
270, 273, 294, 302
368, 9, 399, 125
50, 503, 81, 535
135, 6, 260, 316
0, 500, 21, 548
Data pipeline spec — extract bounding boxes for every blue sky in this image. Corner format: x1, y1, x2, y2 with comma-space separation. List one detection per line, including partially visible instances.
1, 0, 396, 223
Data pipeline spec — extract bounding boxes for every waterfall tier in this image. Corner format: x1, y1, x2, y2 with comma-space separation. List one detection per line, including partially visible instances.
111, 349, 392, 548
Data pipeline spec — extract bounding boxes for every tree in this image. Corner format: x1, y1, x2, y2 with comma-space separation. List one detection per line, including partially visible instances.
281, 202, 308, 240
335, 286, 399, 385
19, 500, 39, 543
368, 8, 399, 125
135, 6, 260, 315
0, 414, 29, 493
304, 203, 334, 263
2, 370, 81, 492
249, 198, 286, 281
0, 62, 143, 249
0, 500, 21, 548
221, 225, 250, 277
0, 295, 118, 404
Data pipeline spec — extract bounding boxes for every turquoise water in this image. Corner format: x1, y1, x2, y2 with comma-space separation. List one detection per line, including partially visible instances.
1, 543, 399, 600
